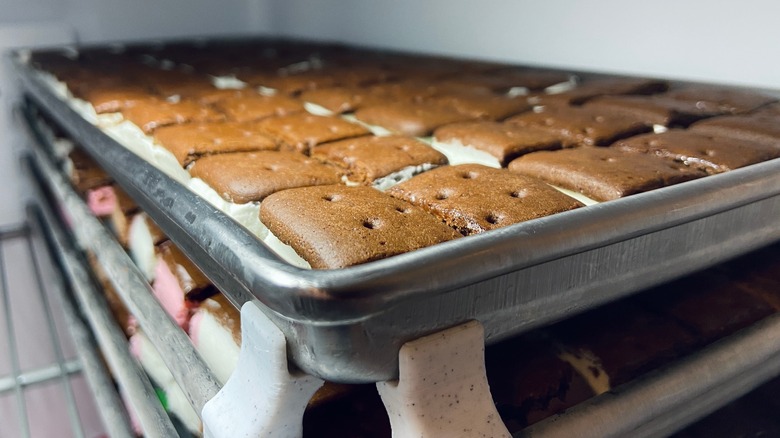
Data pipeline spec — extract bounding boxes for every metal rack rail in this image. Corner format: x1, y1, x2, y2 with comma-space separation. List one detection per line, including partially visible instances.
23, 129, 222, 418
0, 217, 135, 438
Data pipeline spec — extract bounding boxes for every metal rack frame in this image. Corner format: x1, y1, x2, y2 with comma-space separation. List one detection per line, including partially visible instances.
0, 216, 136, 438
14, 56, 780, 381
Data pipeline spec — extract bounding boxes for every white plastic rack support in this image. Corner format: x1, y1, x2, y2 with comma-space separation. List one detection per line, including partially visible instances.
377, 320, 511, 438
202, 300, 324, 438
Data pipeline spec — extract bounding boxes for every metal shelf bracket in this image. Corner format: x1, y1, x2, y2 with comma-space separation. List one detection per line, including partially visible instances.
377, 320, 511, 438
202, 300, 324, 438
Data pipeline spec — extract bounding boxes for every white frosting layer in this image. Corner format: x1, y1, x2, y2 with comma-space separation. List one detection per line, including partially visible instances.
186, 178, 268, 239
210, 75, 246, 90
101, 121, 190, 184
128, 213, 158, 281
431, 139, 501, 168
557, 346, 611, 395
371, 163, 438, 191
257, 86, 277, 96
303, 102, 334, 116
192, 305, 240, 385
263, 232, 311, 269
653, 124, 669, 134
545, 76, 580, 94
342, 114, 393, 137
550, 186, 599, 206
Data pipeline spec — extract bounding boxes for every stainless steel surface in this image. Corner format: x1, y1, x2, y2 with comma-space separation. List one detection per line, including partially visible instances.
24, 136, 222, 416
14, 55, 780, 381
517, 312, 780, 438
27, 173, 180, 438
28, 209, 135, 438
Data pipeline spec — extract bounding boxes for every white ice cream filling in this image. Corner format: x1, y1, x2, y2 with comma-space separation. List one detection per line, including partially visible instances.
263, 231, 312, 269
370, 163, 438, 191
128, 213, 158, 281
303, 102, 335, 116
192, 307, 240, 385
210, 75, 246, 90
430, 139, 501, 168
186, 178, 268, 239
550, 186, 600, 206
557, 346, 611, 395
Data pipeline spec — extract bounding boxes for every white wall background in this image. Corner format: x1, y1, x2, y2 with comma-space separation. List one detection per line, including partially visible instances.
0, 0, 778, 226
267, 0, 780, 89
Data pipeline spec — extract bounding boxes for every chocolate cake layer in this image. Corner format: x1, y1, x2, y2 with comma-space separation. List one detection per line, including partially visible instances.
311, 135, 447, 185
507, 147, 707, 202
257, 113, 370, 154
505, 105, 652, 147
387, 164, 583, 235
615, 130, 780, 174
188, 150, 344, 203
260, 185, 461, 269
153, 121, 279, 166
434, 121, 563, 166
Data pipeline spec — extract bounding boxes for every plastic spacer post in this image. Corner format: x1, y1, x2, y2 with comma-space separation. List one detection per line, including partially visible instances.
377, 320, 510, 438
202, 300, 324, 438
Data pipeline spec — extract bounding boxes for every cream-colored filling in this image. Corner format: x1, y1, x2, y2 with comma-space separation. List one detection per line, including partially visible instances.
545, 75, 580, 94
193, 308, 240, 385
342, 114, 394, 137
371, 163, 438, 191
128, 213, 158, 281
430, 139, 501, 168
653, 124, 668, 134
186, 178, 268, 239
550, 186, 600, 206
257, 86, 278, 96
303, 102, 335, 116
557, 346, 611, 395
262, 232, 311, 269
210, 75, 246, 90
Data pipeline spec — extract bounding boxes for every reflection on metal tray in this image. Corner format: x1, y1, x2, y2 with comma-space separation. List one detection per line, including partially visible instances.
13, 54, 780, 382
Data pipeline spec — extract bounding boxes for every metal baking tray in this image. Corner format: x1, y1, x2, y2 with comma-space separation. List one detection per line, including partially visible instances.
13, 51, 780, 382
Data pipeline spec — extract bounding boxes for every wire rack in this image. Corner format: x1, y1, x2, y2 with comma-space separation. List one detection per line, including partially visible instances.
0, 222, 97, 437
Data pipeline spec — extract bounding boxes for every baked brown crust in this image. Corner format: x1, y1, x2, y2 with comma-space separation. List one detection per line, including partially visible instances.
615, 130, 780, 174
311, 135, 447, 184
662, 85, 777, 115
120, 98, 226, 133
427, 93, 532, 120
153, 121, 278, 166
506, 105, 652, 147
188, 150, 344, 203
530, 77, 668, 106
387, 164, 583, 235
257, 113, 370, 154
434, 121, 563, 166
355, 101, 475, 137
507, 147, 706, 202
213, 93, 305, 122
260, 185, 461, 269
690, 113, 780, 147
